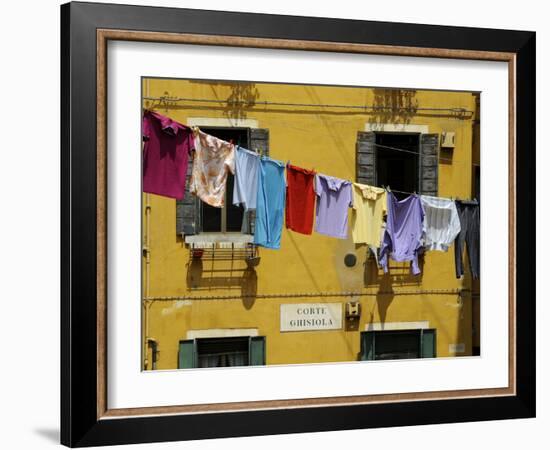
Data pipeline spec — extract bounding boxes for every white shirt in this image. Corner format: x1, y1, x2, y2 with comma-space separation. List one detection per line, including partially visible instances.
420, 195, 461, 252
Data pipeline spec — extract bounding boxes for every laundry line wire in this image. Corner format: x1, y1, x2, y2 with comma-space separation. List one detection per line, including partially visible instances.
372, 142, 480, 167
143, 96, 475, 115
145, 107, 480, 167
191, 125, 480, 168
188, 124, 480, 200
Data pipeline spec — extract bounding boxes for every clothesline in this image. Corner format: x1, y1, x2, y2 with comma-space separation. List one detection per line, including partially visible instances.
144, 107, 480, 167
143, 109, 480, 279
373, 142, 480, 167
142, 96, 475, 115
381, 187, 478, 203
188, 122, 478, 202
189, 124, 478, 203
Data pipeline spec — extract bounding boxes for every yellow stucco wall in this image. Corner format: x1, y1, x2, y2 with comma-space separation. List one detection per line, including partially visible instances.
142, 78, 479, 370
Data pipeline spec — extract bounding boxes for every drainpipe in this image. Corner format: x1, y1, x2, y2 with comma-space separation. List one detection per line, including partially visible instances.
143, 194, 152, 369
143, 80, 152, 371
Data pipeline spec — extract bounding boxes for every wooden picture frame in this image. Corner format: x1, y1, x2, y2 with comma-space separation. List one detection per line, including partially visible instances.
61, 1, 535, 447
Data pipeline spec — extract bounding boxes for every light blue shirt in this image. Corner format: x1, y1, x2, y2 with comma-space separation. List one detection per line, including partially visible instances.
233, 146, 260, 211
254, 157, 286, 249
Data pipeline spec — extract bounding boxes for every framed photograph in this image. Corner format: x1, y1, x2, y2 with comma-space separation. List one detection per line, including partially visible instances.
61, 1, 535, 447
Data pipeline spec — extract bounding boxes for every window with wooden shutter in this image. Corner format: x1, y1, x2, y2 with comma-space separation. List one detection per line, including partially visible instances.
420, 329, 436, 358
249, 128, 269, 157
358, 131, 439, 198
178, 336, 266, 368
178, 339, 197, 369
359, 329, 437, 361
248, 336, 266, 366
176, 156, 200, 237
419, 133, 439, 197
242, 128, 269, 235
356, 131, 376, 186
176, 127, 270, 236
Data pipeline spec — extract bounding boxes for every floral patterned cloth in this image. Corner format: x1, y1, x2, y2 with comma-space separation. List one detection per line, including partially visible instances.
189, 130, 236, 207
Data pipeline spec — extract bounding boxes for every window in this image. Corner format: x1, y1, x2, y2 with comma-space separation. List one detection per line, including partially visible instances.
176, 127, 269, 237
178, 336, 266, 369
355, 131, 438, 198
200, 127, 249, 233
360, 329, 436, 360
375, 133, 419, 198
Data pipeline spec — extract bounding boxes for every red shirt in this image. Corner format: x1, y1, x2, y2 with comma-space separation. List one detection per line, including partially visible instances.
142, 110, 195, 200
285, 164, 316, 235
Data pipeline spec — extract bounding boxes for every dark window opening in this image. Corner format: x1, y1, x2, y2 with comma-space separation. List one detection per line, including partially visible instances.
178, 335, 266, 369
197, 337, 249, 368
200, 127, 249, 233
374, 330, 421, 360
361, 328, 436, 360
375, 133, 420, 199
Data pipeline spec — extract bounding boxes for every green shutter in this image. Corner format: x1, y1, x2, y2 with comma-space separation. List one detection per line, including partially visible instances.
176, 155, 200, 236
248, 336, 266, 366
178, 339, 197, 368
419, 133, 439, 196
421, 329, 436, 358
356, 131, 376, 186
360, 331, 375, 361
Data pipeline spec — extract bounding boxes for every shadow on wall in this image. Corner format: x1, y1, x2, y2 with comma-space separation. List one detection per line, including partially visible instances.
362, 254, 425, 327
144, 81, 260, 121
188, 80, 261, 121
368, 88, 418, 129
186, 259, 258, 308
363, 254, 424, 288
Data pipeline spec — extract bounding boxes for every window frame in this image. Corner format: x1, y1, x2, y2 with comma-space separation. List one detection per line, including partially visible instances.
360, 328, 437, 361
198, 126, 251, 234
178, 336, 266, 369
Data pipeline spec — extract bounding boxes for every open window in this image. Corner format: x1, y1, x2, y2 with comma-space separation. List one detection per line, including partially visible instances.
360, 329, 436, 360
199, 127, 249, 233
176, 127, 269, 237
178, 336, 266, 369
375, 133, 419, 198
356, 131, 439, 197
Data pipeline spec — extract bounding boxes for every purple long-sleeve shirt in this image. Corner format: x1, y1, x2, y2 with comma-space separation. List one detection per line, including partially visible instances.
379, 193, 425, 275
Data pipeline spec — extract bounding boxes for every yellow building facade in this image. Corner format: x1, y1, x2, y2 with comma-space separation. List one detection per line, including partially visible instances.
142, 78, 480, 370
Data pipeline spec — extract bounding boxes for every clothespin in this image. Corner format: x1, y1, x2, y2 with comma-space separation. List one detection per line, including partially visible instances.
191, 125, 200, 137
387, 185, 391, 192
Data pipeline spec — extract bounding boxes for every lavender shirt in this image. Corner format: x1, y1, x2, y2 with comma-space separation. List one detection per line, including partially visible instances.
379, 193, 425, 275
314, 174, 353, 239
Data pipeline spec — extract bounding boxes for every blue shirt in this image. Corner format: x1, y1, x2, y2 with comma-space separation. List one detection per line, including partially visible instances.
254, 157, 286, 249
233, 146, 260, 211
